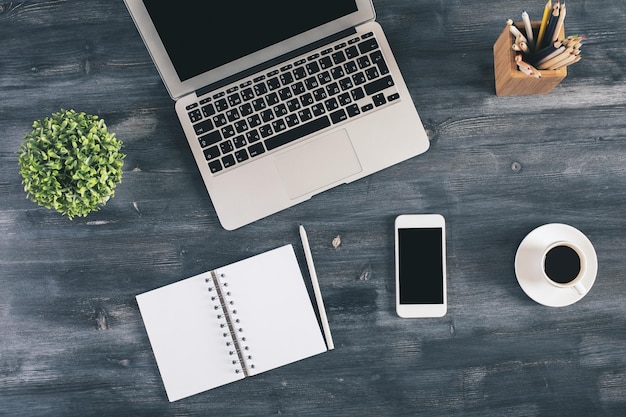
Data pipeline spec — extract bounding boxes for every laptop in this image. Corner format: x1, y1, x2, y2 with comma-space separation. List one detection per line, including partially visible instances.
124, 0, 430, 230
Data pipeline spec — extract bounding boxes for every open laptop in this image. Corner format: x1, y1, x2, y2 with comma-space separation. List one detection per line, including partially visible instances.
124, 0, 430, 230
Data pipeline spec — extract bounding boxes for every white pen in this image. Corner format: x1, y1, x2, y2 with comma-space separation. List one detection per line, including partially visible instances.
299, 225, 334, 350
522, 10, 535, 50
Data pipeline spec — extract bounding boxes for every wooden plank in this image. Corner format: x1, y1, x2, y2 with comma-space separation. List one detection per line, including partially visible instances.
1, 0, 626, 415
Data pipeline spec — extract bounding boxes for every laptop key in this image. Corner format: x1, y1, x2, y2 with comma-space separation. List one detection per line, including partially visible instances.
188, 109, 202, 123
212, 114, 227, 128
370, 50, 389, 75
332, 51, 346, 65
198, 131, 221, 148
254, 82, 268, 96
194, 119, 214, 135
306, 61, 320, 75
298, 108, 313, 122
222, 154, 236, 168
266, 92, 279, 106
351, 86, 365, 100
208, 160, 223, 173
365, 67, 380, 80
293, 66, 307, 80
358, 37, 379, 54
319, 56, 333, 69
215, 98, 228, 112
259, 124, 273, 138
220, 140, 234, 154
246, 129, 260, 143
202, 103, 216, 118
372, 93, 386, 107
291, 81, 306, 96
228, 92, 242, 107
330, 109, 347, 124
248, 142, 265, 157
221, 125, 236, 138
364, 75, 394, 95
272, 118, 287, 133
247, 114, 261, 128
346, 104, 360, 117
279, 72, 294, 85
252, 98, 266, 111
241, 87, 255, 101
235, 149, 249, 162
203, 145, 220, 161
239, 102, 253, 117
267, 77, 281, 91
311, 104, 325, 117
233, 135, 247, 148
324, 97, 339, 111
345, 45, 359, 59
352, 72, 366, 85
264, 116, 331, 151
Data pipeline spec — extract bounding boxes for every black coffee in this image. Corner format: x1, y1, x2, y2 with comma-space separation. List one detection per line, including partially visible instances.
544, 245, 581, 284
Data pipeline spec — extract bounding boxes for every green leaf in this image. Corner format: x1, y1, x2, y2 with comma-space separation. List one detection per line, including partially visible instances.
17, 109, 126, 219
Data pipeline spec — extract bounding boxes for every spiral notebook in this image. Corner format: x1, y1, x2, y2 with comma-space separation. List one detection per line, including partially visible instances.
136, 244, 329, 402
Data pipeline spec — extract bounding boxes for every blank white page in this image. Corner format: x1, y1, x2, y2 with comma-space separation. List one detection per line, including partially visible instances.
137, 271, 244, 402
137, 244, 327, 402
213, 244, 327, 375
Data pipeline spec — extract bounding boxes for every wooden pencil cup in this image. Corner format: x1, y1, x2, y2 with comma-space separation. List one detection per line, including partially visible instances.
493, 22, 566, 96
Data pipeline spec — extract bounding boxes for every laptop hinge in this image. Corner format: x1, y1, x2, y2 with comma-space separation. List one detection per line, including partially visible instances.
195, 28, 357, 97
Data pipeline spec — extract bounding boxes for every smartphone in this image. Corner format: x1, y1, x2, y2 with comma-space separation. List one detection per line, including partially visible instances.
395, 214, 447, 318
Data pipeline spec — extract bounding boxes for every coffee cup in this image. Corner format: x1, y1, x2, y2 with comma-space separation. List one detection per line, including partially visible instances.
542, 242, 587, 295
515, 223, 597, 307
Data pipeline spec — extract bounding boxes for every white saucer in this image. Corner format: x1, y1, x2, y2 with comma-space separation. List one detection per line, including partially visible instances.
515, 224, 597, 307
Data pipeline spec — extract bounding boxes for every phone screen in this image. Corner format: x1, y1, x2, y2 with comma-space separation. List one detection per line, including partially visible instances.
398, 228, 444, 304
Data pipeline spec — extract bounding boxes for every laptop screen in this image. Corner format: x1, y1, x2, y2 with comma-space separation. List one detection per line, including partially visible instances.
143, 1, 359, 82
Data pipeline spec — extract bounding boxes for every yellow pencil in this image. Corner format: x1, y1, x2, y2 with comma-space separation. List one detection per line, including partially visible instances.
535, 0, 552, 51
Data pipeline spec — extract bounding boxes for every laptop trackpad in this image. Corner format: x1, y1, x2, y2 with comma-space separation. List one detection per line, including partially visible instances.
274, 129, 362, 199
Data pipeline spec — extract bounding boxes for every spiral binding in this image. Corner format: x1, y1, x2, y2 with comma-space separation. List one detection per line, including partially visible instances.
206, 270, 255, 376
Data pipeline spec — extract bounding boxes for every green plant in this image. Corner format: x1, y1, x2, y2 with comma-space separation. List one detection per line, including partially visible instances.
18, 109, 125, 219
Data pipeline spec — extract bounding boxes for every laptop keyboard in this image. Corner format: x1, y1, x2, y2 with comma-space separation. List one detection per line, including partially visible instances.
185, 32, 400, 174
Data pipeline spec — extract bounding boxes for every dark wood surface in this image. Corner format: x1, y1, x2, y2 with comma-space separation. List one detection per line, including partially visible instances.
2, 1, 625, 415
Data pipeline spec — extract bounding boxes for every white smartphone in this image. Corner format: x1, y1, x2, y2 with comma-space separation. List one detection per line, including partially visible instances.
395, 214, 447, 318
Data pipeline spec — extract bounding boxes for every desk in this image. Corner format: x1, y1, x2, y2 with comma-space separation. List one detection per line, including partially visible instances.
2, 1, 625, 415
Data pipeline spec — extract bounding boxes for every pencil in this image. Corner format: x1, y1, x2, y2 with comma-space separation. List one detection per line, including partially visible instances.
552, 54, 581, 69
515, 34, 530, 53
522, 10, 535, 50
532, 41, 563, 63
535, 0, 552, 50
299, 225, 334, 350
535, 45, 566, 66
546, 49, 581, 69
507, 19, 528, 44
541, 0, 561, 49
537, 46, 576, 69
551, 2, 567, 43
515, 54, 542, 78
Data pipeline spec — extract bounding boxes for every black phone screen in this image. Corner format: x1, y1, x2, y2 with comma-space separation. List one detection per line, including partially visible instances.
398, 228, 444, 304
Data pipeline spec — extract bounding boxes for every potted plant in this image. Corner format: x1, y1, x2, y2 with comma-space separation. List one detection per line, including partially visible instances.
18, 109, 125, 219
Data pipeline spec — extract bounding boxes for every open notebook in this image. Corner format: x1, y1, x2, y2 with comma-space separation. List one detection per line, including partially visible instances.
136, 244, 329, 402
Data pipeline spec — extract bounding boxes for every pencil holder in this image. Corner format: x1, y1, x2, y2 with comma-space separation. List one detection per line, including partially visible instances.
493, 22, 566, 96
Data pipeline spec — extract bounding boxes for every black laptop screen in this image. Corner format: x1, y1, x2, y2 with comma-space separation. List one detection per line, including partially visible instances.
143, 1, 359, 82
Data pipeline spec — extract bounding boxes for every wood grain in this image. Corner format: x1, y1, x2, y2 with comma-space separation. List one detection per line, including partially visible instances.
1, 0, 626, 416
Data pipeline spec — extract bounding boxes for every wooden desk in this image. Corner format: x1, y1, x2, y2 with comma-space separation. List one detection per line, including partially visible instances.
2, 1, 625, 415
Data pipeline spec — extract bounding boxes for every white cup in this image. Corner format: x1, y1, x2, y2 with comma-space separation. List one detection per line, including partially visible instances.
515, 223, 598, 307
541, 241, 587, 295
